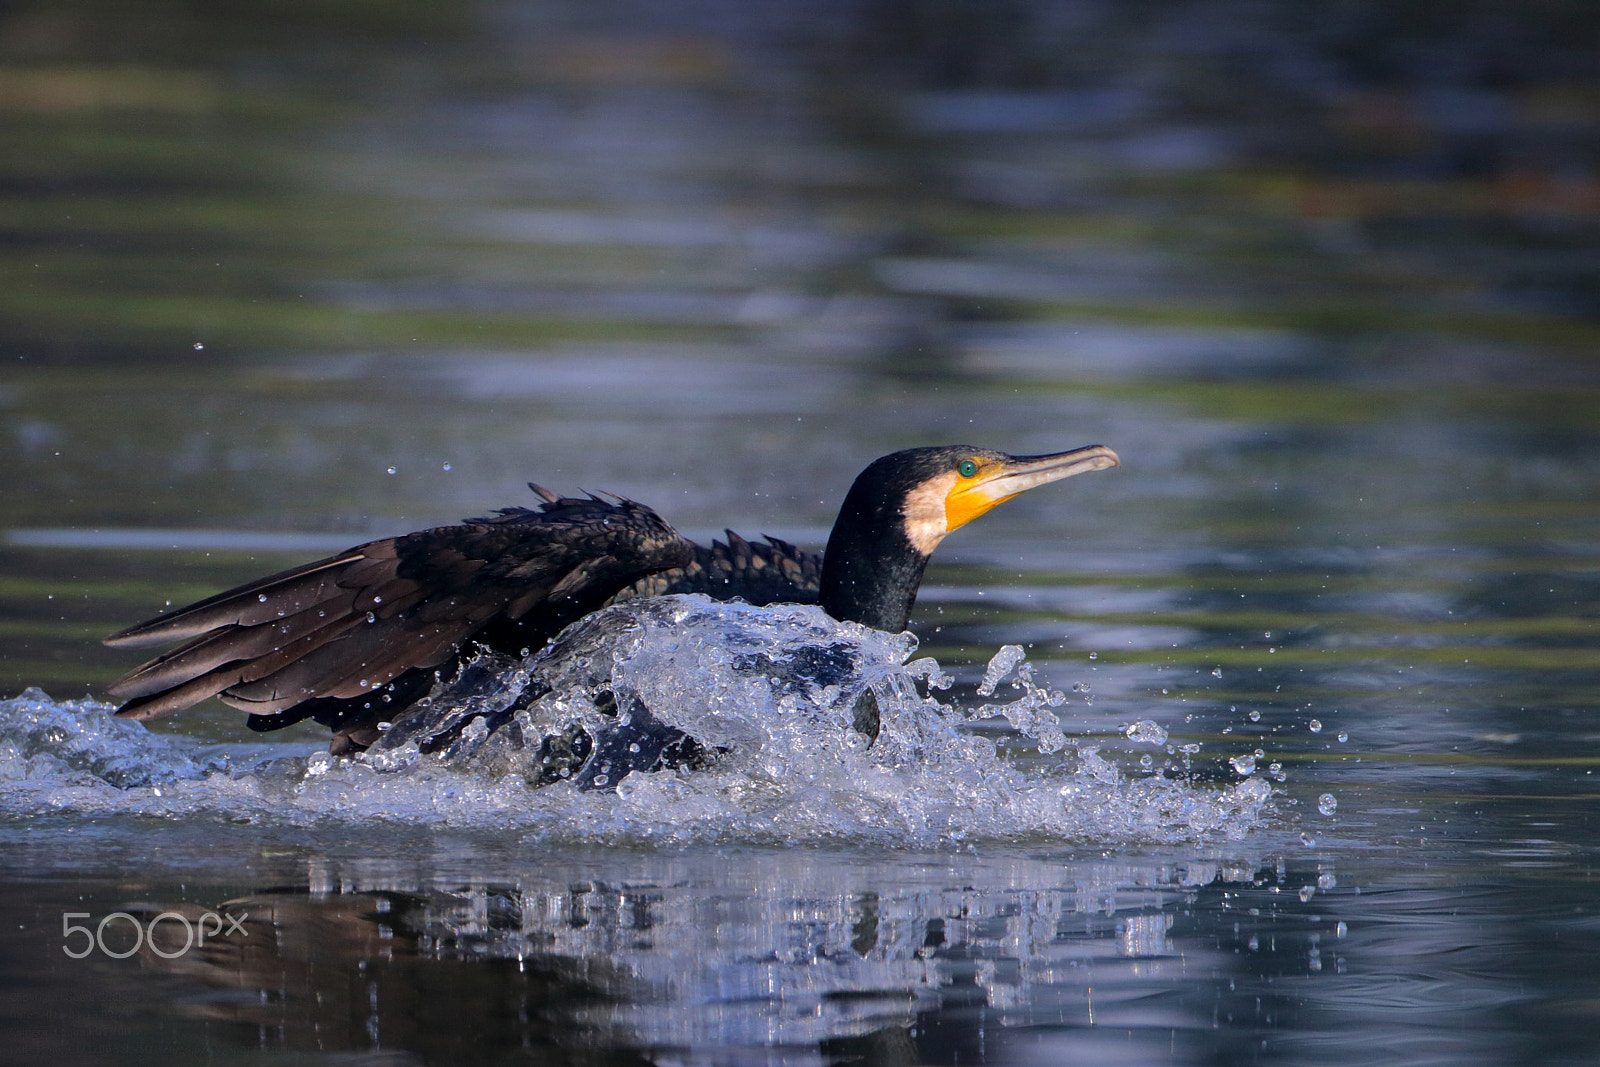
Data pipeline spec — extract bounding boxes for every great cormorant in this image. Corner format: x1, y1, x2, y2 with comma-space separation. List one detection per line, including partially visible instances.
104, 444, 1118, 753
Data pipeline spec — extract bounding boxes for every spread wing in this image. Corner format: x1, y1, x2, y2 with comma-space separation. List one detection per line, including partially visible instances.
103, 491, 695, 723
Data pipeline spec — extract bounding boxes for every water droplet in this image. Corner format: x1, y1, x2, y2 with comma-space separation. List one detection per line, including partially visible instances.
1308, 718, 1323, 733
1300, 831, 1316, 846
365, 611, 377, 623
442, 462, 452, 471
258, 593, 268, 602
1318, 793, 1338, 816
1211, 667, 1222, 678
1071, 681, 1091, 693
592, 774, 609, 787
1125, 720, 1168, 745
1337, 731, 1348, 743
1229, 754, 1256, 776
1335, 921, 1347, 938
977, 644, 1025, 696
386, 466, 397, 475
1248, 709, 1261, 722
1263, 631, 1271, 639
1317, 873, 1336, 890
1088, 651, 1097, 660
1298, 885, 1316, 903
372, 596, 382, 604
628, 742, 641, 754
192, 342, 204, 350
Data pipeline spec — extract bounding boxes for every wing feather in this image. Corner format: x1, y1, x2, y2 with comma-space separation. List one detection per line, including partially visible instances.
103, 493, 694, 726
103, 553, 365, 649
611, 530, 822, 606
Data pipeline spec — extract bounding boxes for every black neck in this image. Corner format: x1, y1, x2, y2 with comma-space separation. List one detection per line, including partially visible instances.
817, 486, 930, 633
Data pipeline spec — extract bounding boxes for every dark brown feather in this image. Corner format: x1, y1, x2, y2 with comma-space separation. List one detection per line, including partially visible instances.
104, 492, 826, 745
103, 553, 366, 649
613, 533, 822, 607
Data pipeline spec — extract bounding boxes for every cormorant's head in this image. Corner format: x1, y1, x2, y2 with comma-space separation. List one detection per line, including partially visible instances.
820, 443, 1119, 632
862, 444, 1121, 556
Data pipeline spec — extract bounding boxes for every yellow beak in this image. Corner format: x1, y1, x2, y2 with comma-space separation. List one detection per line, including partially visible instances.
945, 445, 1120, 532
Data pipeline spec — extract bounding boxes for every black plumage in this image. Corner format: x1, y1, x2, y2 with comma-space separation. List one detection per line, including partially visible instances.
104, 444, 1117, 752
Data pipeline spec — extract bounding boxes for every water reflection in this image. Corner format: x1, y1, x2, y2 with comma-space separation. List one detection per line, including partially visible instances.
29, 835, 1589, 1066
107, 848, 1285, 1064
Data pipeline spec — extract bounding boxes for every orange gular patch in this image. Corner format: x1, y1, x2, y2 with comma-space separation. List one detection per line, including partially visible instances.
943, 460, 1015, 533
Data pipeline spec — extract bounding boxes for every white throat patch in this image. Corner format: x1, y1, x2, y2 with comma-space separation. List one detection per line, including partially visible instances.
900, 470, 958, 555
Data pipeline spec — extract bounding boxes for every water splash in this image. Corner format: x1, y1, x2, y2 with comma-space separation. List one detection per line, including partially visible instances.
0, 596, 1275, 845
0, 686, 277, 789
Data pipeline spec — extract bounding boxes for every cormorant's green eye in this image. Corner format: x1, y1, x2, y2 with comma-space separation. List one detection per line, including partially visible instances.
958, 459, 978, 478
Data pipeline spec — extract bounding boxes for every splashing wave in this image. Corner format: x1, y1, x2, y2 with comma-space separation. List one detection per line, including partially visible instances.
1, 595, 1273, 845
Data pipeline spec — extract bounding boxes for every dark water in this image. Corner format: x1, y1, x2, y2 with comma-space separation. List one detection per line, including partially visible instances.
3, 1, 1599, 1064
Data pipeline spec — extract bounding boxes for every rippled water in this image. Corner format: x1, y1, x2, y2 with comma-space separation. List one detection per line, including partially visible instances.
2, 1, 1599, 1064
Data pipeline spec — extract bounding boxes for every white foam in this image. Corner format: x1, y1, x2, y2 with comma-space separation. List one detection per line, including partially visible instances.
1, 596, 1274, 846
